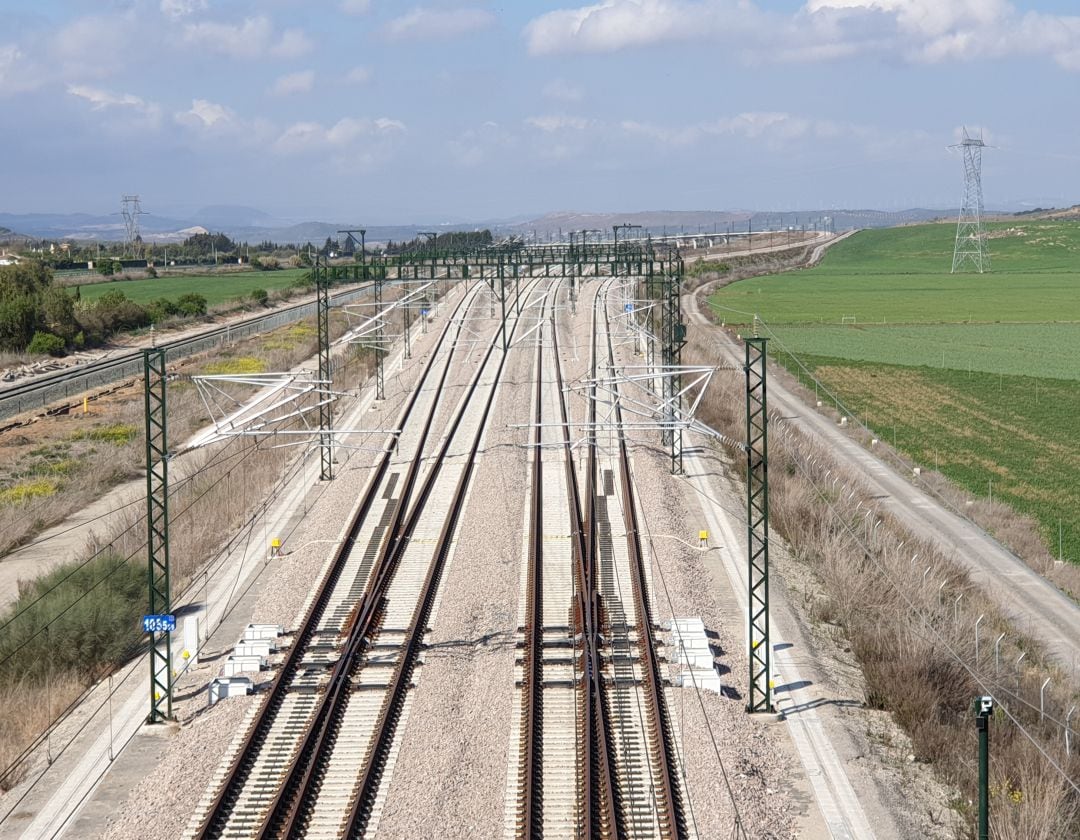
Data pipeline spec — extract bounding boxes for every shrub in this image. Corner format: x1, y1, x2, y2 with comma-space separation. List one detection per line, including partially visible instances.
145, 297, 179, 324
27, 331, 66, 356
0, 553, 144, 684
92, 290, 150, 333
0, 478, 59, 506
176, 292, 207, 317
249, 288, 269, 306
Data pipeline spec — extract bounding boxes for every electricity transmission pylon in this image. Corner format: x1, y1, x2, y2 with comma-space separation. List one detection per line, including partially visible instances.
121, 195, 146, 257
950, 128, 990, 273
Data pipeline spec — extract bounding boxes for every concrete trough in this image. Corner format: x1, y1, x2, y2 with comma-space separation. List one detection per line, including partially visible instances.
675, 669, 722, 693
223, 655, 265, 676
234, 640, 275, 658
243, 623, 284, 642
208, 677, 253, 705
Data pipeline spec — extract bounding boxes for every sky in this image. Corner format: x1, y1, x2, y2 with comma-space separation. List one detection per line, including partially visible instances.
3, 0, 1080, 223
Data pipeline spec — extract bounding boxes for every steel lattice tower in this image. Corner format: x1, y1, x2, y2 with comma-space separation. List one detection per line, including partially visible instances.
121, 195, 146, 257
950, 128, 990, 273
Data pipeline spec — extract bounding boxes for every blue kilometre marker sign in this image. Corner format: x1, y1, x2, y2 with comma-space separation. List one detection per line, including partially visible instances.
142, 614, 176, 633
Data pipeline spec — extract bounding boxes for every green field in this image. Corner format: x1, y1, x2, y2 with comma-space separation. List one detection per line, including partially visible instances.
709, 219, 1080, 563
77, 269, 310, 307
711, 221, 1080, 329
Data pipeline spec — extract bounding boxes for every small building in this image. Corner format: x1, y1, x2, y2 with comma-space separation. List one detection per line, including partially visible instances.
0, 253, 22, 266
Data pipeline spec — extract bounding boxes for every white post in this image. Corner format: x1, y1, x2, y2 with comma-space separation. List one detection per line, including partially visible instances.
1067, 706, 1076, 757
1040, 678, 1050, 723
183, 616, 200, 667
975, 614, 985, 662
995, 633, 1006, 669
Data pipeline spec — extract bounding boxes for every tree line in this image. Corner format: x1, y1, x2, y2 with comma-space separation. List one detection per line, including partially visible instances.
0, 260, 207, 356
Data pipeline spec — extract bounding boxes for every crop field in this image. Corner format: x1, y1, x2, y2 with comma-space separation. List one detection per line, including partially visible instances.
76, 268, 310, 306
709, 219, 1080, 563
780, 351, 1080, 562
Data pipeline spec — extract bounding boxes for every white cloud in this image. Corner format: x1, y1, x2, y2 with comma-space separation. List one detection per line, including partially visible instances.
620, 111, 887, 151
175, 98, 237, 130
346, 65, 373, 85
523, 0, 1080, 71
384, 7, 496, 41
182, 16, 313, 60
274, 116, 406, 154
68, 84, 162, 128
340, 0, 372, 14
525, 1, 734, 56
51, 14, 136, 78
542, 79, 584, 103
448, 121, 515, 167
270, 70, 315, 97
0, 44, 33, 96
160, 0, 207, 20
526, 115, 592, 133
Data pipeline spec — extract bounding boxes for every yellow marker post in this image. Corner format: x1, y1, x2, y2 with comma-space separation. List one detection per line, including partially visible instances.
83, 395, 88, 414
698, 529, 709, 548
270, 537, 281, 559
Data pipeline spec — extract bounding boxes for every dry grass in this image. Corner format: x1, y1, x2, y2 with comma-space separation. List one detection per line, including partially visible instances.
685, 325, 1080, 838
0, 305, 379, 789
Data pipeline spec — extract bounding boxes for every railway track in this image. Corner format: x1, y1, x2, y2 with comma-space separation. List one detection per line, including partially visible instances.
0, 280, 378, 426
508, 276, 690, 839
187, 270, 541, 839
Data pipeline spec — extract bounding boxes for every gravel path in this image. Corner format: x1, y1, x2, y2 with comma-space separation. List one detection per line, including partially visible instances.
374, 281, 538, 839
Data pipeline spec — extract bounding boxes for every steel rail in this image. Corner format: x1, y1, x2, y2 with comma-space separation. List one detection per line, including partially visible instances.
193, 281, 477, 840
517, 282, 550, 836
578, 282, 623, 839
599, 284, 686, 839
268, 276, 539, 839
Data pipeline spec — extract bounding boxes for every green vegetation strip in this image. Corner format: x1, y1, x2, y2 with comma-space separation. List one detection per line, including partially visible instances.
0, 554, 143, 683
710, 221, 1080, 325
763, 323, 1080, 380
79, 268, 309, 306
774, 350, 1080, 564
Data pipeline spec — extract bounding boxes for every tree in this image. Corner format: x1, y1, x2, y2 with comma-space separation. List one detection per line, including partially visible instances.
40, 286, 78, 342
249, 288, 269, 306
0, 260, 56, 351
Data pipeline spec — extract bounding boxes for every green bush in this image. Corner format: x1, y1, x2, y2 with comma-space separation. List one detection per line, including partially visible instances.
145, 297, 179, 324
0, 553, 144, 684
92, 290, 150, 332
27, 331, 66, 356
176, 292, 207, 317
249, 288, 269, 306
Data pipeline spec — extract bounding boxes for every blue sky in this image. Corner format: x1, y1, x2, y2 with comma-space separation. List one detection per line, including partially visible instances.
2, 0, 1080, 223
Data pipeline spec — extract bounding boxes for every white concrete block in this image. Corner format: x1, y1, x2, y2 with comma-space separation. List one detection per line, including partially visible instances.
676, 669, 722, 693
234, 640, 274, 658
243, 623, 284, 642
223, 655, 264, 676
209, 677, 253, 705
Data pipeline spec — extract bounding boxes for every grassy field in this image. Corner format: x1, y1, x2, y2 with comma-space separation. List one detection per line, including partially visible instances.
778, 351, 1080, 562
710, 221, 1080, 328
708, 219, 1080, 563
77, 268, 310, 306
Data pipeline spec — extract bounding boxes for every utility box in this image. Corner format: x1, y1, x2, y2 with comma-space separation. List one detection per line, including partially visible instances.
223, 656, 265, 676
243, 624, 284, 642
235, 640, 275, 658
208, 677, 252, 705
